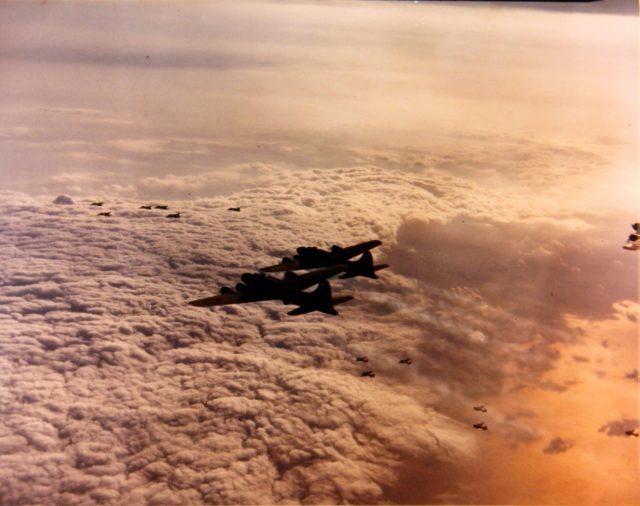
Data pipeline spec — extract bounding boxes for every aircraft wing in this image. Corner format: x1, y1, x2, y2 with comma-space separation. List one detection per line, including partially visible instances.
283, 264, 347, 290
188, 293, 243, 307
331, 239, 382, 260
260, 262, 299, 273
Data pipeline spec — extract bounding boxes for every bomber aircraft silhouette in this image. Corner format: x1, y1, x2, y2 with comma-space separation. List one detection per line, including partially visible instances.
166, 212, 181, 219
154, 205, 169, 210
473, 422, 488, 431
625, 429, 639, 437
355, 356, 369, 363
97, 212, 111, 217
140, 205, 152, 209
189, 265, 353, 316
361, 371, 375, 378
623, 223, 639, 250
91, 202, 104, 206
228, 207, 241, 212
473, 405, 488, 413
260, 240, 388, 279
399, 358, 412, 365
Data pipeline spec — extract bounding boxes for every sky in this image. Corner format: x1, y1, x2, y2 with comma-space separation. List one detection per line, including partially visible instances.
0, 0, 638, 504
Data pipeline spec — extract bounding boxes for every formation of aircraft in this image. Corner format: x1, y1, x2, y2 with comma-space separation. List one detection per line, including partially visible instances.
351, 354, 412, 378
189, 240, 386, 317
623, 223, 639, 251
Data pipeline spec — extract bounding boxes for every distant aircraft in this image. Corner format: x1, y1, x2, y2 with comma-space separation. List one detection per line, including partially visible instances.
166, 212, 181, 219
473, 405, 488, 413
625, 429, 639, 437
140, 205, 152, 209
261, 240, 387, 276
91, 202, 104, 206
399, 358, 412, 365
154, 205, 169, 210
361, 371, 375, 378
189, 265, 353, 316
97, 212, 111, 217
355, 356, 369, 363
623, 223, 639, 250
228, 207, 241, 212
473, 422, 488, 431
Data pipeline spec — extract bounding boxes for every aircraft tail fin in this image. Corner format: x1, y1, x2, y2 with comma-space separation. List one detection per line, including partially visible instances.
340, 251, 389, 279
287, 280, 352, 316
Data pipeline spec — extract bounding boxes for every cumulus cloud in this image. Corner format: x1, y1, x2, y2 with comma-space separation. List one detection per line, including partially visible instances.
387, 215, 635, 323
53, 195, 75, 205
623, 369, 638, 381
543, 437, 574, 455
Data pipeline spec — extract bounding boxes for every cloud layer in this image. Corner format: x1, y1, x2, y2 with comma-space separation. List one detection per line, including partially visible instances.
1, 161, 637, 504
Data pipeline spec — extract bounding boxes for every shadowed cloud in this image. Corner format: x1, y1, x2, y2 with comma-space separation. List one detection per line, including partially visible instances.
543, 436, 574, 455
598, 419, 640, 437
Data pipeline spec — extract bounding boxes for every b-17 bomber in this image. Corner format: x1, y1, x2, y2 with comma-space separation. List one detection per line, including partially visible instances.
260, 240, 388, 278
189, 265, 353, 316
